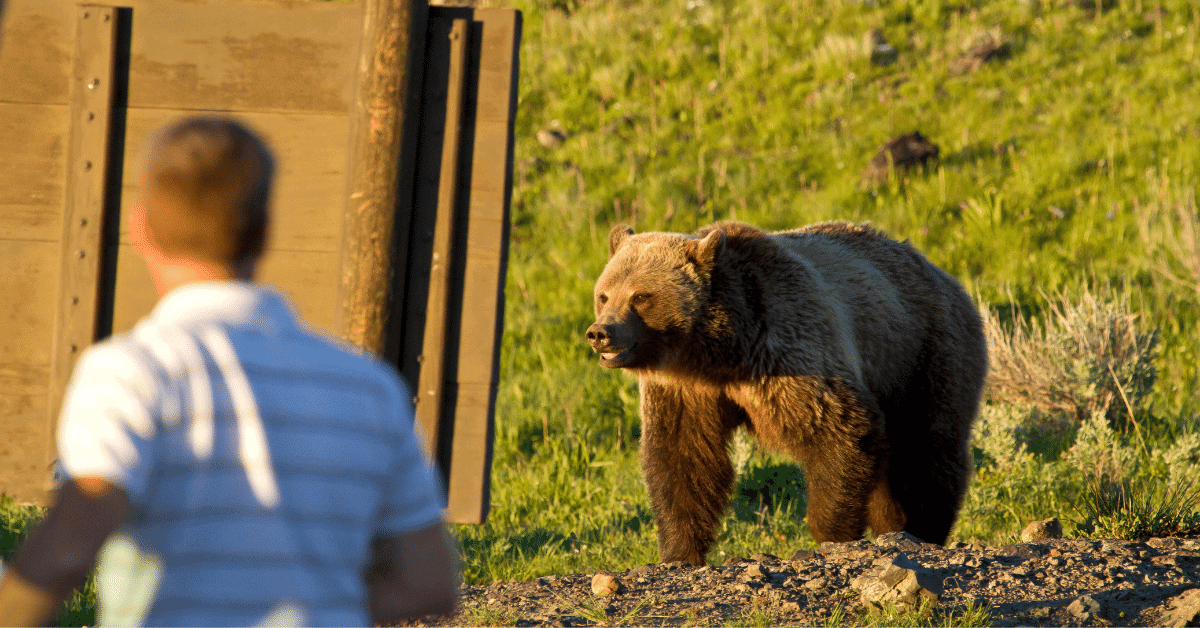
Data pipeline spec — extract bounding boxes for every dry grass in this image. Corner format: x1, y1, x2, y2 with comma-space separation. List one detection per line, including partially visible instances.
980, 288, 1159, 427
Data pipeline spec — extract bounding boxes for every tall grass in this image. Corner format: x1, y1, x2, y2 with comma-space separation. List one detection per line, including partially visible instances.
466, 0, 1200, 582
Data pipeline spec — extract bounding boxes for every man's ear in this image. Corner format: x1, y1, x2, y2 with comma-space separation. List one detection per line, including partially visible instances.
687, 229, 724, 276
608, 224, 634, 257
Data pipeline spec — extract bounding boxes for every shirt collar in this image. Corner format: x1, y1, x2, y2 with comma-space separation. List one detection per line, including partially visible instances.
149, 280, 297, 333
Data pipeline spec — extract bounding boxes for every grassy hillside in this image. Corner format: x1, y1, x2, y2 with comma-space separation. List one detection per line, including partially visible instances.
461, 0, 1200, 583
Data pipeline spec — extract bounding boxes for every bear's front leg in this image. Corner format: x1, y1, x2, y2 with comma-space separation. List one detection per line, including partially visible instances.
638, 380, 741, 565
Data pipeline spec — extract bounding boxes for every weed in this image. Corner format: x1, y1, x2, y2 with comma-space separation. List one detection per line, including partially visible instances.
858, 598, 993, 627
1075, 474, 1200, 540
465, 602, 522, 627
981, 287, 1160, 428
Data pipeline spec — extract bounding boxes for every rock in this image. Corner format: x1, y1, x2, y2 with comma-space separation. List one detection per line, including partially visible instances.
750, 553, 780, 563
1163, 588, 1200, 627
591, 571, 622, 597
803, 577, 828, 590
948, 32, 1011, 75
790, 549, 817, 562
1067, 594, 1105, 623
627, 564, 655, 579
869, 30, 898, 66
875, 531, 925, 552
723, 555, 747, 567
851, 552, 943, 609
862, 131, 939, 185
535, 128, 568, 148
1020, 517, 1063, 542
781, 601, 802, 613
744, 563, 770, 579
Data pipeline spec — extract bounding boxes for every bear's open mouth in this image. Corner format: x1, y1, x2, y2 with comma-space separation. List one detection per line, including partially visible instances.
597, 347, 632, 368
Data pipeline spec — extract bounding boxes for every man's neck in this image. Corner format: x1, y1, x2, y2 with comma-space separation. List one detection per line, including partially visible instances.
149, 258, 246, 299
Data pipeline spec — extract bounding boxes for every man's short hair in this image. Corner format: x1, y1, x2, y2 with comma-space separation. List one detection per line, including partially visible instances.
143, 117, 274, 268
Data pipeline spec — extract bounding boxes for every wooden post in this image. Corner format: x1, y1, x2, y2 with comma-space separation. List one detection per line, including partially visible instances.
337, 0, 429, 354
47, 4, 120, 494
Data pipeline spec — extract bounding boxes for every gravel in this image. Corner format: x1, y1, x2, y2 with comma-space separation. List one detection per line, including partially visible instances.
402, 535, 1200, 626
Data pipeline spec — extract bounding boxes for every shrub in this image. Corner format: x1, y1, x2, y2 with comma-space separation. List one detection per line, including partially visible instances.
980, 288, 1159, 430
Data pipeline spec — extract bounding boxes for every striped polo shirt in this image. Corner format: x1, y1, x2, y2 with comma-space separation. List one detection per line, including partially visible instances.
56, 280, 445, 626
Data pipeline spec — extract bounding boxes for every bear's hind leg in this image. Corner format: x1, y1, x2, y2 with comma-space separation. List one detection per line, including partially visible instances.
867, 473, 905, 536
639, 380, 742, 565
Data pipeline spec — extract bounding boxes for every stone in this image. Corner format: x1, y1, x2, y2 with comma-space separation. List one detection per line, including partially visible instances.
1066, 594, 1105, 623
875, 531, 925, 552
851, 552, 943, 609
591, 571, 622, 597
535, 128, 567, 148
1163, 588, 1200, 628
862, 131, 940, 185
744, 563, 770, 579
868, 30, 898, 66
781, 601, 802, 613
1020, 517, 1063, 542
790, 549, 817, 562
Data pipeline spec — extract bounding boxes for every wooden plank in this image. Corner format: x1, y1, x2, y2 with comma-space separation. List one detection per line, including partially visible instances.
115, 109, 348, 254
120, 0, 360, 114
46, 6, 121, 472
110, 243, 339, 337
0, 0, 73, 105
0, 364, 53, 504
0, 103, 69, 241
412, 17, 470, 464
441, 7, 520, 525
0, 241, 61, 365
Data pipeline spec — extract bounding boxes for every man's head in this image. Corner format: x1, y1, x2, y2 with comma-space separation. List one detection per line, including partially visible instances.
133, 117, 274, 283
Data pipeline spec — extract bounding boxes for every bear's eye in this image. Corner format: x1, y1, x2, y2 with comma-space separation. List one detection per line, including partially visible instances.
598, 294, 608, 306
631, 293, 650, 306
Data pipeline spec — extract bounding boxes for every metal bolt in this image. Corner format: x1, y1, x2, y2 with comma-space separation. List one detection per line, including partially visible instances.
80, 218, 88, 227
78, 250, 86, 258
84, 161, 93, 171
87, 112, 95, 121
72, 296, 79, 304
70, 344, 78, 353
88, 78, 100, 89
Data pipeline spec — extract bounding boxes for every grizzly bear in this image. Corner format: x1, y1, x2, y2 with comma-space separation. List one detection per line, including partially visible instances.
585, 220, 987, 566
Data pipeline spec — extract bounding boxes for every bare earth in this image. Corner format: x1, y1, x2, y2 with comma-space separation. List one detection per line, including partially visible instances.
410, 534, 1200, 627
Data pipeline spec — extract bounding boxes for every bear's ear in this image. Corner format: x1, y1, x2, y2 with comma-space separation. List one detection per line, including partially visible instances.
688, 229, 724, 275
608, 224, 635, 257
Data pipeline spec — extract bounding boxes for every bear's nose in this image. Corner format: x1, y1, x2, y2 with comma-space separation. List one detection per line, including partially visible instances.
586, 323, 610, 349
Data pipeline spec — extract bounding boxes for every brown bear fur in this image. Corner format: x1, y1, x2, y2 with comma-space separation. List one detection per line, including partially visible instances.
585, 220, 987, 566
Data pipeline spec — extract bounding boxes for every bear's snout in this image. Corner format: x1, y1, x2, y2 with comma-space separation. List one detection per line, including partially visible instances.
585, 322, 615, 351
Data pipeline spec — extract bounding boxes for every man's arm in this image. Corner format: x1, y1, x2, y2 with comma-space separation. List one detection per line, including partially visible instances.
0, 477, 132, 626
364, 522, 459, 623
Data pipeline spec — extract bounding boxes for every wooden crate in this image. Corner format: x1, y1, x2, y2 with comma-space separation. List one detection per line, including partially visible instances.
0, 0, 518, 524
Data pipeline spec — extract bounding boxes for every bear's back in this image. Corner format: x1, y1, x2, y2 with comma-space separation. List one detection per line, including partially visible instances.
768, 221, 957, 396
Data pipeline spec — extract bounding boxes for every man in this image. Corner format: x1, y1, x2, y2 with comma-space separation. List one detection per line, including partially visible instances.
0, 117, 458, 625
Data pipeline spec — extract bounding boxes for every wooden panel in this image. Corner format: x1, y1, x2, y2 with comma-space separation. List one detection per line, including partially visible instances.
0, 103, 69, 241
110, 243, 338, 337
400, 7, 519, 524
0, 364, 53, 504
121, 0, 360, 114
116, 109, 348, 254
441, 8, 520, 525
0, 241, 61, 365
0, 0, 73, 105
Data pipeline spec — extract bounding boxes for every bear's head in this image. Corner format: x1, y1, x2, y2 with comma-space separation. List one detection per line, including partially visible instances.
586, 224, 724, 369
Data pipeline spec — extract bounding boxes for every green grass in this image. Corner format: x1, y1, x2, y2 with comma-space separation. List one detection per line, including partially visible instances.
0, 496, 97, 627
466, 0, 1200, 583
